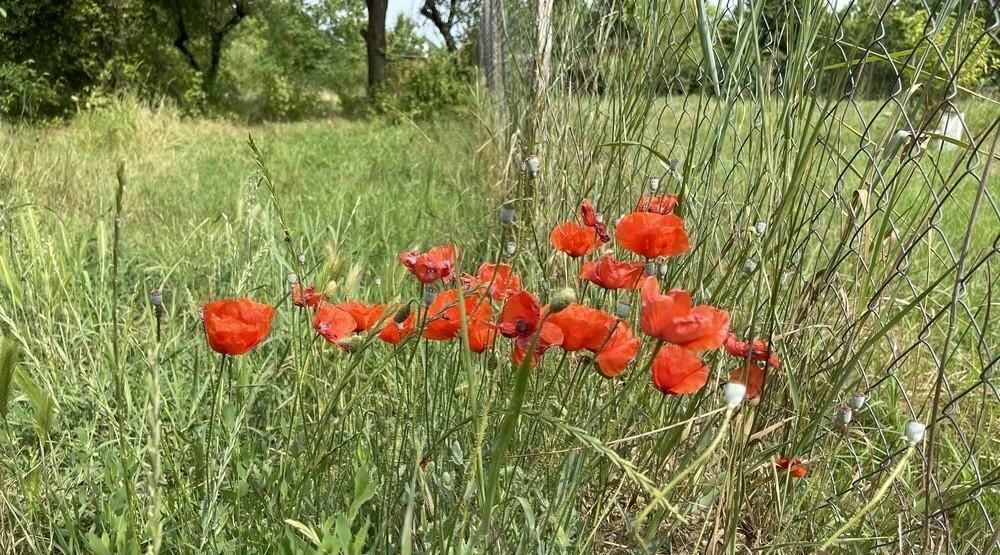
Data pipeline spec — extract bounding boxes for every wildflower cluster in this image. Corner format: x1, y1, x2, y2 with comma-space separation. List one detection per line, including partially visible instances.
198, 188, 807, 477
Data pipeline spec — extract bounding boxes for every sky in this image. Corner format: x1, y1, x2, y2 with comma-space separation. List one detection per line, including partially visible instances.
387, 0, 443, 45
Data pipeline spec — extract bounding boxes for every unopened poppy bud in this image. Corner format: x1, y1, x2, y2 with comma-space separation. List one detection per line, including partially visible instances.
522, 154, 541, 178
648, 176, 660, 192
394, 303, 412, 324
423, 286, 439, 306
743, 259, 758, 274
755, 221, 768, 235
340, 335, 366, 353
848, 393, 866, 410
548, 287, 576, 313
668, 157, 680, 171
287, 273, 299, 285
659, 263, 669, 277
504, 241, 517, 256
374, 276, 382, 288
645, 261, 657, 276
297, 252, 306, 264
149, 289, 163, 307
499, 202, 515, 225
835, 406, 853, 426
615, 301, 631, 319
904, 421, 925, 444
724, 382, 746, 408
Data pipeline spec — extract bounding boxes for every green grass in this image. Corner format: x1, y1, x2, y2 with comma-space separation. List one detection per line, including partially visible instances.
0, 67, 997, 555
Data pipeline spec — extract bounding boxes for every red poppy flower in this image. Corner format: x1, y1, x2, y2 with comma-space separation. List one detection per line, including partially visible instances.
202, 298, 276, 356
579, 253, 646, 290
292, 283, 324, 308
615, 212, 689, 259
499, 290, 542, 338
461, 262, 522, 301
549, 222, 598, 258
399, 245, 456, 284
651, 344, 709, 395
636, 195, 680, 214
336, 301, 387, 332
581, 198, 598, 226
579, 199, 611, 243
378, 310, 415, 344
312, 305, 357, 347
424, 290, 491, 341
640, 278, 729, 351
468, 316, 498, 353
728, 363, 766, 401
511, 322, 564, 368
595, 323, 641, 378
724, 333, 781, 369
776, 456, 807, 478
545, 304, 616, 352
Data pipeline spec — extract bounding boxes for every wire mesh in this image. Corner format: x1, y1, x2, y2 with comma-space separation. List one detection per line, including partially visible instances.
481, 0, 998, 550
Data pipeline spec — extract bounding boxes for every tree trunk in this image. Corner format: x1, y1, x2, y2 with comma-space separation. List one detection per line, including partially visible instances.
420, 0, 457, 52
363, 0, 388, 92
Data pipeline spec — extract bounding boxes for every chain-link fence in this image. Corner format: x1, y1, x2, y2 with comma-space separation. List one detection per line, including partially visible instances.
481, 0, 998, 550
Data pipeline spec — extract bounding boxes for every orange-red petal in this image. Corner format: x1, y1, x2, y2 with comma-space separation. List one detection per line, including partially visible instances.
549, 221, 598, 258
595, 323, 640, 378
580, 253, 646, 290
336, 301, 387, 332
651, 344, 708, 395
312, 305, 358, 347
203, 298, 277, 356
545, 304, 616, 352
728, 363, 766, 400
616, 212, 689, 259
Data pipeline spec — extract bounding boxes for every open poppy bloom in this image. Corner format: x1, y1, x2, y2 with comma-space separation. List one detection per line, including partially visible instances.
498, 290, 542, 338
580, 199, 610, 243
594, 323, 641, 378
729, 363, 766, 401
636, 195, 680, 214
468, 314, 498, 353
651, 344, 709, 395
312, 305, 358, 348
378, 310, 415, 344
399, 245, 456, 284
461, 262, 522, 301
203, 298, 277, 356
546, 304, 617, 352
511, 323, 564, 368
336, 301, 387, 332
616, 212, 689, 259
776, 456, 807, 478
724, 333, 781, 369
549, 222, 598, 258
292, 283, 324, 308
640, 278, 729, 351
424, 290, 491, 341
580, 253, 645, 290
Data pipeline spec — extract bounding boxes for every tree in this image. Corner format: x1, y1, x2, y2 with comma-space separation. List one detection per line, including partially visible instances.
419, 0, 479, 52
362, 0, 388, 91
165, 0, 252, 91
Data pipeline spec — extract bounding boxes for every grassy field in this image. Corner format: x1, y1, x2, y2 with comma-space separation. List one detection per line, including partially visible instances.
1, 89, 997, 554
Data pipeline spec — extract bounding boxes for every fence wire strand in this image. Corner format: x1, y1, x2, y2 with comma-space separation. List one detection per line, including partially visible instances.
481, 0, 998, 551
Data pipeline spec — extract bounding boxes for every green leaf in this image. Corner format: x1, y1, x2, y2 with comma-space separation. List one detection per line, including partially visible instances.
283, 519, 321, 548
0, 337, 17, 420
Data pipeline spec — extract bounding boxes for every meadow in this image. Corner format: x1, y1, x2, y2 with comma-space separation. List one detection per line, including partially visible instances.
0, 85, 998, 555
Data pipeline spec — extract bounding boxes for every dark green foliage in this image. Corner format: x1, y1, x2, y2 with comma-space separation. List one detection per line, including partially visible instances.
0, 0, 477, 121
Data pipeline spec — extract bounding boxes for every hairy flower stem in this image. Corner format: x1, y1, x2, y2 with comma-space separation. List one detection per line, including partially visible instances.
634, 407, 735, 529
819, 446, 916, 551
